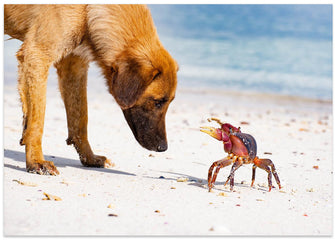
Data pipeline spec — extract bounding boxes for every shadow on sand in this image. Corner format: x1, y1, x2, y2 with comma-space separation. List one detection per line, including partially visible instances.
144, 170, 268, 192
4, 149, 136, 176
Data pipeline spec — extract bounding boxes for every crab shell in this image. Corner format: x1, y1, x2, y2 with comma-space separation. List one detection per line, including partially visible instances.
230, 132, 257, 160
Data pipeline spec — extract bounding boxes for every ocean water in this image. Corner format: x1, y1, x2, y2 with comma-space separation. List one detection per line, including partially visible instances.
149, 4, 333, 100
3, 5, 333, 101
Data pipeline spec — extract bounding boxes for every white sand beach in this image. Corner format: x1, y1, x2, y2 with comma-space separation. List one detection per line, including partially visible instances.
3, 75, 332, 236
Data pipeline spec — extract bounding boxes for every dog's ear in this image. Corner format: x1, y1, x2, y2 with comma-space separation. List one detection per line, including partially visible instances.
107, 58, 155, 109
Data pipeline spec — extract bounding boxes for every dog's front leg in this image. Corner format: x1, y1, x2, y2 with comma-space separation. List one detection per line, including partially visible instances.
17, 44, 59, 175
55, 54, 113, 168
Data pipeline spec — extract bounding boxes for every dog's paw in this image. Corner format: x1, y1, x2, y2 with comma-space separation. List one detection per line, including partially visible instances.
104, 158, 115, 168
80, 154, 114, 168
27, 161, 59, 175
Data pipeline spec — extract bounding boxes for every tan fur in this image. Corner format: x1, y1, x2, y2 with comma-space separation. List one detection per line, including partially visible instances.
5, 4, 178, 175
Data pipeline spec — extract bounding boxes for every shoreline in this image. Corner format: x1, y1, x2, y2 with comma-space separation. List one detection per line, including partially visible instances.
177, 85, 332, 105
4, 79, 332, 105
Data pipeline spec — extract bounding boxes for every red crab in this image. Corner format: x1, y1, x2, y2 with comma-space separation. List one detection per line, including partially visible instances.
200, 118, 281, 192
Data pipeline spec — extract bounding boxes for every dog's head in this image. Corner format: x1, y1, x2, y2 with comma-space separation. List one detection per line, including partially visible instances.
102, 47, 178, 152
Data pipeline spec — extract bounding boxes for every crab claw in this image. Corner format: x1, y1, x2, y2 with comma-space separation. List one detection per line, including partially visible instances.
200, 126, 223, 141
208, 117, 224, 126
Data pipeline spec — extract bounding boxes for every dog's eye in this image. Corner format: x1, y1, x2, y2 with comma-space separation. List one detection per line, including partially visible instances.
154, 98, 167, 108
153, 71, 161, 81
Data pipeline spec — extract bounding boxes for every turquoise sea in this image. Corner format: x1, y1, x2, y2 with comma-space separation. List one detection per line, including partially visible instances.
149, 4, 333, 100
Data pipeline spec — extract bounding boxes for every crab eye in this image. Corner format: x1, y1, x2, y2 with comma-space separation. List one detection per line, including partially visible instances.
229, 127, 234, 134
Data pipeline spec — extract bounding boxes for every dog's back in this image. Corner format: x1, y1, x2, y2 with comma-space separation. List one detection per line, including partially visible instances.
5, 5, 37, 40
5, 5, 87, 42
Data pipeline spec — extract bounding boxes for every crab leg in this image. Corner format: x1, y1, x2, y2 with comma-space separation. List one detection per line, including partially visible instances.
208, 157, 234, 191
254, 157, 281, 191
268, 160, 281, 190
224, 160, 243, 191
251, 164, 257, 187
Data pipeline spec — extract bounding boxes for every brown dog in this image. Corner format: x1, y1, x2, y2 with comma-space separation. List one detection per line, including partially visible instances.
4, 4, 178, 175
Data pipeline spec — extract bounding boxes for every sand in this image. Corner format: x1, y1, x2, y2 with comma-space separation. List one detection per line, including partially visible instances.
3, 78, 332, 236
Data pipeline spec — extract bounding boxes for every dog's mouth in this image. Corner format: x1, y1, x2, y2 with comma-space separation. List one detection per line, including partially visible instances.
122, 107, 168, 152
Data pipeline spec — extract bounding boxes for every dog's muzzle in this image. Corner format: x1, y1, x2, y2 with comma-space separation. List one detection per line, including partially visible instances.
122, 107, 168, 152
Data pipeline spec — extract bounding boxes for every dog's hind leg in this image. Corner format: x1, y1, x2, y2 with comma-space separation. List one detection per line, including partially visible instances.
17, 43, 59, 175
55, 53, 113, 168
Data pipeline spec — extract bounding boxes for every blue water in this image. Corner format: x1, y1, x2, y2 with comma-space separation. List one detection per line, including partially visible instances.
3, 5, 332, 100
149, 5, 333, 100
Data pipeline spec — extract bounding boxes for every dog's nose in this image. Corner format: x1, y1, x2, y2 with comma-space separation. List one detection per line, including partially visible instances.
157, 142, 167, 152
